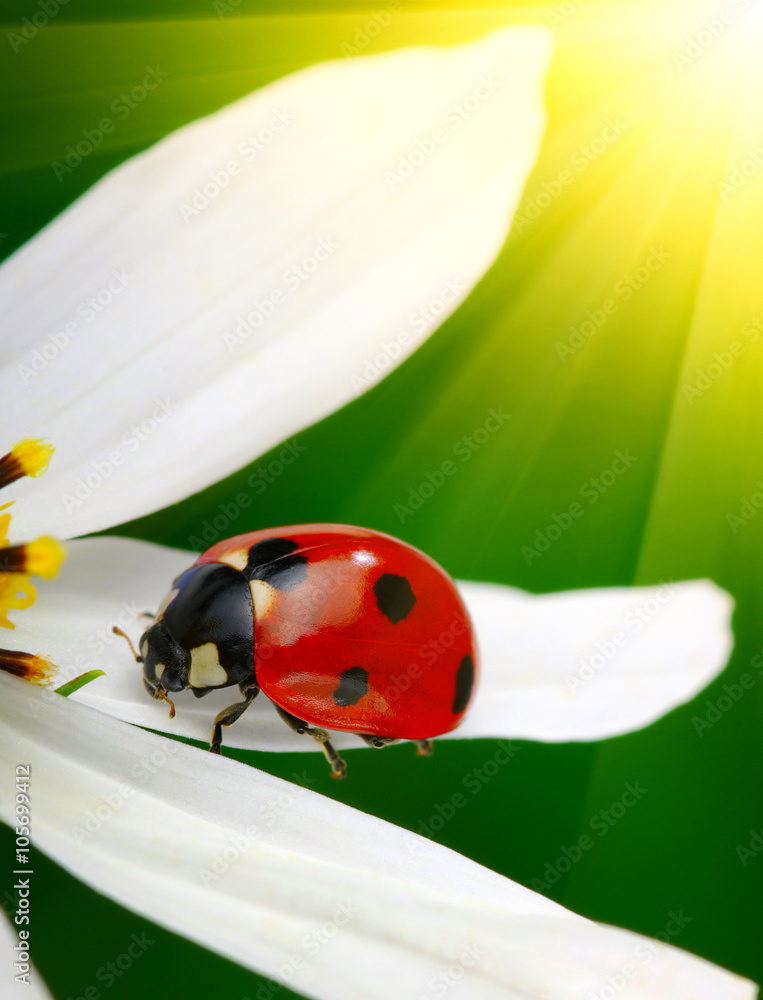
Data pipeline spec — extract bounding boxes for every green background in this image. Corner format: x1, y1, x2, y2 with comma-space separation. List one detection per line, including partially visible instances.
2, 1, 762, 998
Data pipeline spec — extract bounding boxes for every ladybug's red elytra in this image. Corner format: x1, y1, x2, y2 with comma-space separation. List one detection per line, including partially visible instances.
121, 524, 477, 778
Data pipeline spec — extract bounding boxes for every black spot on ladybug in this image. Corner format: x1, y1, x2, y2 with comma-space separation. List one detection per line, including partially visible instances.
373, 573, 416, 624
452, 654, 474, 714
333, 666, 369, 707
248, 537, 298, 565
245, 537, 308, 591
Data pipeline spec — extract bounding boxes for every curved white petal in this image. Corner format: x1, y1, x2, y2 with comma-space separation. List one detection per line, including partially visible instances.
0, 674, 755, 1000
4, 537, 734, 749
2, 26, 551, 541
457, 577, 734, 741
0, 915, 52, 1000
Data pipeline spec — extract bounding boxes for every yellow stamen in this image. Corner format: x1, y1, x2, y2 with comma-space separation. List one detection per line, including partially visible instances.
0, 441, 66, 655
12, 439, 54, 478
0, 536, 66, 577
0, 575, 36, 630
0, 521, 65, 629
0, 439, 54, 489
20, 536, 65, 579
0, 647, 57, 685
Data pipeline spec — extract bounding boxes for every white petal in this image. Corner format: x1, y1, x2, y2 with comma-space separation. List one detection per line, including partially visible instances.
455, 578, 734, 741
2, 27, 550, 541
0, 674, 754, 1000
0, 915, 52, 1000
5, 537, 734, 749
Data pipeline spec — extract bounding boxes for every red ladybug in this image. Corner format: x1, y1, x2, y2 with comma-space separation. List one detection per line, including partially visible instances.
124, 524, 477, 778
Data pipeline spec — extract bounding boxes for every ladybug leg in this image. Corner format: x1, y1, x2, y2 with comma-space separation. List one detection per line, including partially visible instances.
414, 739, 434, 757
209, 683, 259, 755
314, 734, 347, 781
274, 705, 347, 780
358, 735, 399, 749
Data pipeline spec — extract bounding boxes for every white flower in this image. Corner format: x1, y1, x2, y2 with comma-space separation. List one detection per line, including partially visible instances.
0, 27, 755, 1000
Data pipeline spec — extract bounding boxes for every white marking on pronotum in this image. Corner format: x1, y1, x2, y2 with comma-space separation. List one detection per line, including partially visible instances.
219, 549, 249, 571
250, 579, 278, 619
189, 643, 228, 688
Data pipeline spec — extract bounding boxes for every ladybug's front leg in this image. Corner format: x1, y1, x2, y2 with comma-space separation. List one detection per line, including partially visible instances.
209, 682, 259, 754
274, 705, 347, 779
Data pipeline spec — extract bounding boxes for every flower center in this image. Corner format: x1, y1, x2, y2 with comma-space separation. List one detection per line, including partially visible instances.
0, 438, 63, 683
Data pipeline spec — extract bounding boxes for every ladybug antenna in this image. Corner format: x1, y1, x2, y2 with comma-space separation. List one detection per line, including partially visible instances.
112, 626, 143, 663
157, 687, 176, 719
112, 626, 175, 718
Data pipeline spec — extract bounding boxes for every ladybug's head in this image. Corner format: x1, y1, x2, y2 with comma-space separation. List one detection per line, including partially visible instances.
139, 619, 190, 712
130, 562, 255, 716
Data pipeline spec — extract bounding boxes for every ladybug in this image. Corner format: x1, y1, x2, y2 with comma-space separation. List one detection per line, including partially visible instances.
118, 524, 477, 778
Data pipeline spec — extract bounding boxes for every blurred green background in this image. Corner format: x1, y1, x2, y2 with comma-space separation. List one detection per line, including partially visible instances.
2, 1, 762, 997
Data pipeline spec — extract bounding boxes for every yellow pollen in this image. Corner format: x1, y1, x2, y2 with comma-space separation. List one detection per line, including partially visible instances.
11, 439, 54, 478
0, 518, 65, 629
0, 575, 36, 630
0, 647, 57, 685
0, 443, 64, 629
22, 536, 66, 579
